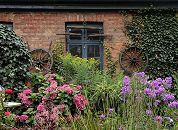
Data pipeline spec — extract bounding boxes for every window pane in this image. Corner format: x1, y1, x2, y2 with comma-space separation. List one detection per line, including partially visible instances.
87, 45, 100, 58
68, 28, 82, 40
87, 29, 102, 41
69, 45, 82, 58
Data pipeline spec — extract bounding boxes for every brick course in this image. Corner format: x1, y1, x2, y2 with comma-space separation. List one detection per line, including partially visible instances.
0, 11, 128, 63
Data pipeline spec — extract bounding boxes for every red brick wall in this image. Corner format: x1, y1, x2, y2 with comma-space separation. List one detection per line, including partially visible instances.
0, 11, 128, 62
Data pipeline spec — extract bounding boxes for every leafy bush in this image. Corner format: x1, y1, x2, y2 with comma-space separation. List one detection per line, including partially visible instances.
0, 24, 31, 87
85, 71, 124, 112
126, 10, 178, 78
52, 52, 99, 85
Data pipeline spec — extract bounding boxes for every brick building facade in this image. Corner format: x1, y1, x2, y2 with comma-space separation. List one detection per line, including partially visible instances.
0, 11, 127, 61
0, 0, 177, 68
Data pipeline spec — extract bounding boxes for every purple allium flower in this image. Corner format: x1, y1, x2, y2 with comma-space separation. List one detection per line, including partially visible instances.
154, 100, 161, 107
134, 72, 149, 85
100, 114, 106, 120
109, 108, 114, 114
163, 77, 172, 88
168, 101, 178, 109
149, 80, 160, 89
121, 86, 131, 96
162, 94, 175, 103
134, 72, 145, 77
154, 116, 163, 124
155, 87, 165, 96
123, 76, 130, 86
144, 88, 156, 98
118, 127, 122, 130
144, 88, 152, 95
156, 78, 163, 84
146, 110, 152, 116
121, 76, 131, 96
149, 91, 156, 98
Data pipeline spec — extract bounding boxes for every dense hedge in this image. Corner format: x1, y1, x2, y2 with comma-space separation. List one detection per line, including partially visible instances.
0, 24, 31, 87
126, 10, 178, 78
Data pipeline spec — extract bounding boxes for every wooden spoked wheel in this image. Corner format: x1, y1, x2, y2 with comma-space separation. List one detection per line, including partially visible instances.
29, 48, 53, 73
119, 47, 148, 74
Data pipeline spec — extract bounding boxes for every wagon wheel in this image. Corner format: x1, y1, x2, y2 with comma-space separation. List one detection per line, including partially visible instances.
119, 47, 148, 74
29, 48, 53, 73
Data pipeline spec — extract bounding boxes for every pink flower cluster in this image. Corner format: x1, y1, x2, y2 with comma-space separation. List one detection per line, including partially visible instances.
73, 93, 88, 111
35, 105, 60, 129
14, 114, 29, 122
58, 84, 74, 94
18, 89, 32, 107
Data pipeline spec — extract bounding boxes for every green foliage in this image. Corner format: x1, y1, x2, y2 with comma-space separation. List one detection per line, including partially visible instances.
0, 24, 31, 87
126, 10, 178, 78
85, 71, 124, 112
52, 51, 99, 84
173, 72, 178, 98
104, 46, 117, 77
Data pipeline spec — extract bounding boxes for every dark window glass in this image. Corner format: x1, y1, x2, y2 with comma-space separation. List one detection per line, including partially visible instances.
87, 29, 102, 41
68, 28, 82, 40
87, 45, 100, 58
69, 45, 82, 58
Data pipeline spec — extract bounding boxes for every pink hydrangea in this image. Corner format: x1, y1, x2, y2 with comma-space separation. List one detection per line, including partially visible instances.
73, 93, 88, 111
60, 84, 74, 94
37, 104, 46, 112
18, 93, 32, 107
14, 115, 29, 122
49, 80, 58, 88
23, 89, 32, 95
76, 85, 82, 90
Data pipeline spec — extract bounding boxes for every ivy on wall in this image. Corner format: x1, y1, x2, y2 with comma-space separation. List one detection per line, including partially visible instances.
125, 10, 178, 78
104, 45, 117, 77
0, 24, 31, 87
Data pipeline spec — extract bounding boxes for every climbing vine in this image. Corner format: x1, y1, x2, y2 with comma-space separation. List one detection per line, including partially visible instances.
126, 10, 178, 78
104, 45, 117, 77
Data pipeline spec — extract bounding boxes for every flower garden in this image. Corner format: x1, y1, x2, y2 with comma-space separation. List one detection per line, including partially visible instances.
0, 13, 178, 130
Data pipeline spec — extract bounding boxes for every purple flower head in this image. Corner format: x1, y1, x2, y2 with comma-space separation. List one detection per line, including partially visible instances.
144, 88, 152, 95
123, 76, 130, 86
134, 72, 149, 85
109, 108, 114, 114
149, 80, 160, 89
156, 78, 163, 85
163, 77, 172, 88
149, 91, 157, 98
154, 116, 163, 124
155, 87, 165, 96
168, 101, 178, 109
146, 110, 152, 116
144, 88, 156, 98
163, 94, 175, 103
154, 100, 161, 107
100, 114, 106, 120
121, 76, 131, 96
134, 72, 145, 78
120, 85, 131, 96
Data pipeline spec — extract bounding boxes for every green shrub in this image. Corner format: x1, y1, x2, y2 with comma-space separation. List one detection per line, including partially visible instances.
52, 51, 99, 84
85, 71, 124, 112
126, 10, 178, 78
0, 24, 31, 87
